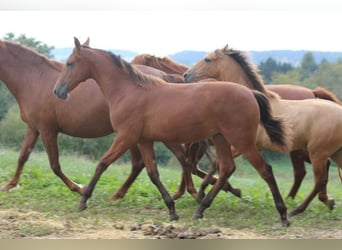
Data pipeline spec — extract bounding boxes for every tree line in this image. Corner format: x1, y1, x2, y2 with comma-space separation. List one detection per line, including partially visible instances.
1, 33, 342, 166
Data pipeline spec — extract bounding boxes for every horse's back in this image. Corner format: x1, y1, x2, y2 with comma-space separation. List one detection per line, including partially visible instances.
266, 84, 315, 100
141, 81, 261, 143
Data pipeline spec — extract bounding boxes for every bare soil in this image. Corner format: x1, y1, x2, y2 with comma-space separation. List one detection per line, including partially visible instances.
1, 209, 341, 239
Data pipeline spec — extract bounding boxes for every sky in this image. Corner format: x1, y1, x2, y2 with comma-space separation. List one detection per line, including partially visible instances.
1, 0, 342, 56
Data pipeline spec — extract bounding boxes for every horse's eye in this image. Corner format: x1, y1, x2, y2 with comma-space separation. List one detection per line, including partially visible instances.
204, 58, 211, 63
66, 61, 74, 68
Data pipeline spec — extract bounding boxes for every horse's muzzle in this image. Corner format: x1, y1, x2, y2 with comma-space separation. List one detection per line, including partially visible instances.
53, 84, 69, 100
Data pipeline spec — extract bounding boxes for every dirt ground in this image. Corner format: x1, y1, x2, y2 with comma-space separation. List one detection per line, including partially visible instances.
1, 209, 342, 239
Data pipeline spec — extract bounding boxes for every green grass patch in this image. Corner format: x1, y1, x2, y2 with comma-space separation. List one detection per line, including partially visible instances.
0, 147, 342, 238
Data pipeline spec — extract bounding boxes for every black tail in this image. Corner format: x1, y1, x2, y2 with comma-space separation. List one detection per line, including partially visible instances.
253, 91, 289, 151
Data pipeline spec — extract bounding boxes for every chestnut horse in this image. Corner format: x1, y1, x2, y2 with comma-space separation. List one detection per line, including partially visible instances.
54, 38, 291, 225
184, 45, 342, 216
0, 39, 206, 201
131, 54, 188, 75
132, 52, 342, 200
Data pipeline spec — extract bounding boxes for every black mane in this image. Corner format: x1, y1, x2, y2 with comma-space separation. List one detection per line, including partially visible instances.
224, 48, 267, 94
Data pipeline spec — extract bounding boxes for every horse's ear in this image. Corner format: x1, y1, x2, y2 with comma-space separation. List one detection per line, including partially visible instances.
223, 44, 229, 51
74, 37, 81, 50
83, 37, 90, 46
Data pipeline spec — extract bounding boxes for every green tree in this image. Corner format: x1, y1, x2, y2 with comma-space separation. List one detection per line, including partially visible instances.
303, 60, 342, 99
259, 57, 294, 83
4, 32, 54, 58
270, 69, 301, 85
259, 58, 278, 83
300, 52, 318, 80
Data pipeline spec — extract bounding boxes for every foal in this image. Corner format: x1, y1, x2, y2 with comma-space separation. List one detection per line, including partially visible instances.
54, 38, 290, 225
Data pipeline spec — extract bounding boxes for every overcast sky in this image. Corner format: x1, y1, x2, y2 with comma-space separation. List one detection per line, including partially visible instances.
1, 0, 342, 56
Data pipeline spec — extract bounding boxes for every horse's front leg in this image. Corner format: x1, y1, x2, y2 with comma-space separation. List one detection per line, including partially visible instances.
138, 141, 179, 221
79, 136, 132, 211
1, 126, 39, 191
40, 131, 84, 194
110, 145, 145, 200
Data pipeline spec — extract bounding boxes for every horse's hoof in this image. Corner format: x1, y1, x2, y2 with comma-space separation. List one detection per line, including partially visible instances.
110, 195, 121, 201
282, 219, 291, 227
192, 213, 203, 220
170, 214, 179, 221
327, 199, 335, 210
232, 188, 242, 198
1, 183, 18, 191
78, 203, 87, 212
1, 185, 10, 192
110, 193, 124, 201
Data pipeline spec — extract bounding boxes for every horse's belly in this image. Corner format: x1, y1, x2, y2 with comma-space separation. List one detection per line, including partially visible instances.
144, 121, 217, 144
58, 113, 114, 138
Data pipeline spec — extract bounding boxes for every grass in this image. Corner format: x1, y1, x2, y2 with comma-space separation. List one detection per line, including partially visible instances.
0, 147, 342, 238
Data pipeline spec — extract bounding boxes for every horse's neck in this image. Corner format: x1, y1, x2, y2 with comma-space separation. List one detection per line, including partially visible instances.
221, 58, 269, 95
221, 64, 254, 88
0, 54, 60, 104
91, 61, 138, 103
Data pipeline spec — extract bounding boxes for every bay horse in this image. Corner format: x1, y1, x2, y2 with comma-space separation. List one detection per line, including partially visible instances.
0, 38, 208, 201
132, 51, 342, 201
184, 45, 342, 216
53, 37, 291, 225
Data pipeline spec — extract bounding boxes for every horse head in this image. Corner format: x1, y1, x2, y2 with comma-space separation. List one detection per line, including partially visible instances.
53, 37, 91, 100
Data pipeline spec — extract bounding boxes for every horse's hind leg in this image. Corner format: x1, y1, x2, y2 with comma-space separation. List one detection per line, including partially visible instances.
290, 158, 329, 216
321, 148, 342, 210
1, 127, 39, 191
164, 143, 198, 200
289, 150, 333, 208
40, 132, 84, 194
287, 150, 307, 199
138, 141, 179, 221
317, 161, 334, 210
196, 160, 218, 203
243, 148, 289, 226
188, 142, 241, 199
193, 134, 235, 219
110, 145, 145, 200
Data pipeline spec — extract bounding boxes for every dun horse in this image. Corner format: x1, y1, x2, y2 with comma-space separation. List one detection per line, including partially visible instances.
184, 45, 342, 216
54, 38, 290, 225
0, 39, 207, 201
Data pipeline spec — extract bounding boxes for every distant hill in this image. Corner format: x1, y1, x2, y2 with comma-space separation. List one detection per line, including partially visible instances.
169, 51, 207, 66
52, 48, 342, 67
52, 48, 138, 62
